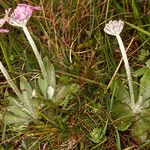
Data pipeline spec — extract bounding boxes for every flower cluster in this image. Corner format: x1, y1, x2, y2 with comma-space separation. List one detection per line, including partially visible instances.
104, 20, 124, 36
9, 4, 41, 27
0, 3, 41, 30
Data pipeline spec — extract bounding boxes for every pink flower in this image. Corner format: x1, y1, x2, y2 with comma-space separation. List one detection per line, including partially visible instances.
0, 8, 11, 33
9, 4, 42, 27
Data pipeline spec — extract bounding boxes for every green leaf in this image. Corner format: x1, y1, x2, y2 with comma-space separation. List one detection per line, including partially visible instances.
38, 77, 48, 98
1, 112, 31, 125
110, 79, 135, 131
20, 77, 32, 106
89, 128, 103, 143
131, 118, 150, 143
20, 77, 36, 118
139, 69, 150, 102
112, 103, 134, 131
7, 96, 30, 119
7, 96, 23, 108
146, 59, 150, 68
38, 59, 56, 100
43, 57, 56, 88
142, 107, 150, 121
133, 67, 148, 77
125, 21, 150, 36
111, 79, 130, 104
131, 68, 150, 143
8, 105, 31, 120
52, 83, 79, 105
131, 98, 150, 143
48, 64, 56, 88
138, 49, 150, 61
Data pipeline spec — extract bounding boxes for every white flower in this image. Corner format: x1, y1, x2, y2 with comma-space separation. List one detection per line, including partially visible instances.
104, 20, 124, 36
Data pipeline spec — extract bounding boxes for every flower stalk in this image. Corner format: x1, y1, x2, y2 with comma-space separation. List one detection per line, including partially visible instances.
115, 33, 135, 109
22, 25, 47, 80
0, 62, 23, 100
8, 4, 47, 80
104, 20, 135, 110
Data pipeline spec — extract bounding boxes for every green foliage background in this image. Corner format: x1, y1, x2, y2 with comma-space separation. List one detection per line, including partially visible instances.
0, 0, 150, 149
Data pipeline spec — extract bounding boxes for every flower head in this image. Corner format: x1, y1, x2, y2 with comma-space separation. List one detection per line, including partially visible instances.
8, 4, 41, 27
104, 20, 124, 36
0, 8, 11, 33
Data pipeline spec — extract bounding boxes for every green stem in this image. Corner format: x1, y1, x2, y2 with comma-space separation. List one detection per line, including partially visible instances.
116, 34, 135, 110
22, 25, 47, 80
0, 41, 14, 73
0, 62, 23, 100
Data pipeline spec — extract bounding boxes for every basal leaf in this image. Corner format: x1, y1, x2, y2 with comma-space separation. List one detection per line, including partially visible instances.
8, 105, 31, 119
3, 112, 31, 125
133, 67, 147, 77
111, 79, 130, 104
52, 83, 79, 105
20, 77, 32, 108
139, 69, 150, 102
38, 77, 48, 98
131, 117, 150, 143
7, 96, 30, 118
20, 77, 36, 118
112, 103, 134, 131
20, 77, 32, 100
43, 57, 56, 88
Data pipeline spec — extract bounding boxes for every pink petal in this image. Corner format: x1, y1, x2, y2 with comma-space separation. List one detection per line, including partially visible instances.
18, 4, 30, 7
0, 29, 9, 33
18, 3, 42, 10
31, 6, 42, 10
5, 8, 11, 15
0, 19, 5, 27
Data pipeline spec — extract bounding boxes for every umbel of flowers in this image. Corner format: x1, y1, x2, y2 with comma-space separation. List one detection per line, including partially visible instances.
9, 4, 41, 27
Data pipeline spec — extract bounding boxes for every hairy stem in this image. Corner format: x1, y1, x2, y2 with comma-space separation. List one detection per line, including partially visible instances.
0, 62, 23, 100
22, 25, 47, 80
116, 34, 135, 110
